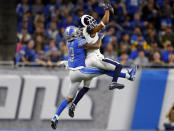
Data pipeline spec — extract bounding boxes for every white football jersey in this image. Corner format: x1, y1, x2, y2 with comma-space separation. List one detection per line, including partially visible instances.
83, 27, 104, 59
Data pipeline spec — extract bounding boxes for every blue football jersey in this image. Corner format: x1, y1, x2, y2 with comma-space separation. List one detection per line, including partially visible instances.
67, 38, 87, 69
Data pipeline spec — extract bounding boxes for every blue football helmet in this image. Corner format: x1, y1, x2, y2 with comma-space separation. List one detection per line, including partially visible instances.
64, 26, 82, 41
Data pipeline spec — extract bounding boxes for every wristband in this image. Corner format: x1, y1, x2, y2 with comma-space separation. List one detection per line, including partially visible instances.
100, 21, 106, 27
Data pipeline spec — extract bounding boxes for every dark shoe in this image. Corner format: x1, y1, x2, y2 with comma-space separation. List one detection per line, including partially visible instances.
51, 115, 58, 129
109, 82, 125, 90
69, 103, 76, 118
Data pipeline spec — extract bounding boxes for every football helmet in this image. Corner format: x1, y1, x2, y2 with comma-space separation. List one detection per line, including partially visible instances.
80, 15, 97, 29
64, 26, 82, 41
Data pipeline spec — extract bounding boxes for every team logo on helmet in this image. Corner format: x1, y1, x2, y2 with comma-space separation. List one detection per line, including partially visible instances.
80, 15, 97, 28
64, 26, 82, 41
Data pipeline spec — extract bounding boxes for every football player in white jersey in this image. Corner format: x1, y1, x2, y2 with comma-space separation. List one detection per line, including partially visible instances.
80, 0, 125, 90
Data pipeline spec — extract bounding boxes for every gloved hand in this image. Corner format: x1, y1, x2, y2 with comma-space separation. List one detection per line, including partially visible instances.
99, 0, 114, 14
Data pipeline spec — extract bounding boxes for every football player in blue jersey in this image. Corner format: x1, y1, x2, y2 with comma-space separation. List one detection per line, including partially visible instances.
51, 26, 136, 129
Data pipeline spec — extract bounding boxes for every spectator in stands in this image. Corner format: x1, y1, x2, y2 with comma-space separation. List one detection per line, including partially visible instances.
145, 25, 159, 45
47, 48, 61, 67
59, 0, 73, 11
45, 0, 59, 20
130, 27, 142, 45
34, 13, 45, 28
32, 0, 45, 16
162, 44, 174, 63
104, 43, 117, 60
61, 15, 75, 28
164, 103, 174, 130
131, 34, 150, 52
16, 40, 36, 65
129, 13, 148, 29
16, 35, 29, 53
17, 27, 31, 42
119, 33, 131, 55
142, 1, 157, 22
120, 33, 130, 45
151, 51, 164, 66
111, 0, 127, 24
168, 54, 174, 66
60, 42, 68, 61
149, 41, 161, 61
18, 18, 33, 34
46, 22, 60, 41
134, 50, 149, 66
34, 35, 44, 54
119, 53, 132, 66
16, 0, 30, 21
102, 27, 117, 52
119, 43, 130, 57
35, 51, 47, 66
160, 26, 174, 47
126, 0, 139, 15
44, 39, 57, 53
33, 26, 48, 42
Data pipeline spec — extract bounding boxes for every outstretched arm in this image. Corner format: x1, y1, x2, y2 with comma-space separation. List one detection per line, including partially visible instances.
89, 1, 113, 37
91, 10, 110, 36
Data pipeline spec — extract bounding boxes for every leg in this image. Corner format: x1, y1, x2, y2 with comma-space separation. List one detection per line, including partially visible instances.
51, 68, 103, 129
51, 97, 71, 129
106, 64, 137, 81
102, 58, 122, 82
51, 70, 82, 129
73, 79, 91, 105
69, 79, 91, 117
101, 58, 125, 90
86, 56, 125, 90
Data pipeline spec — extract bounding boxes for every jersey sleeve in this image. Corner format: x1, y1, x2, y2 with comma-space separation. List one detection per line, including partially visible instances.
78, 38, 87, 47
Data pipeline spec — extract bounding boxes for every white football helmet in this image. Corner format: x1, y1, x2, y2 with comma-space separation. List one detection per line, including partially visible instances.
80, 15, 97, 28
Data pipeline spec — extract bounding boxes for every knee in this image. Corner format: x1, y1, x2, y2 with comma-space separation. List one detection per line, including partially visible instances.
83, 87, 90, 93
65, 97, 73, 102
117, 63, 123, 69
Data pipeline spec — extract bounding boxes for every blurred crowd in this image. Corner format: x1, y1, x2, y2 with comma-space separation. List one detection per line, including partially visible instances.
16, 0, 174, 67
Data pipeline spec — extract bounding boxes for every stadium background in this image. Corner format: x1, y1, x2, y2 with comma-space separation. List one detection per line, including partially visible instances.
0, 0, 174, 131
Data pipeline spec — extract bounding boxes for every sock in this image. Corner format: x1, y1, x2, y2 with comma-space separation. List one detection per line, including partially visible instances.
112, 64, 122, 82
55, 99, 69, 116
106, 70, 125, 78
125, 73, 130, 79
73, 87, 89, 105
102, 58, 122, 82
106, 71, 130, 80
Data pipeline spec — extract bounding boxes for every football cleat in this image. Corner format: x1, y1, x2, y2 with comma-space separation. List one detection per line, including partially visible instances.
69, 103, 76, 118
109, 82, 125, 90
51, 115, 58, 130
128, 65, 137, 81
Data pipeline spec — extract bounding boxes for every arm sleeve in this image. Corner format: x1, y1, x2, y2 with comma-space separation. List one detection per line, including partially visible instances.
78, 39, 87, 47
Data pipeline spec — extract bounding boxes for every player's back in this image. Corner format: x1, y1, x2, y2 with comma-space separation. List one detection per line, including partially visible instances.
67, 38, 86, 70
